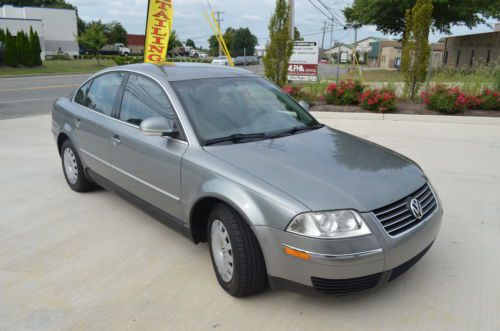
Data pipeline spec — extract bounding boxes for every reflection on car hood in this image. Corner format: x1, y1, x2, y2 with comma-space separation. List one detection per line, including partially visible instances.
205, 127, 427, 212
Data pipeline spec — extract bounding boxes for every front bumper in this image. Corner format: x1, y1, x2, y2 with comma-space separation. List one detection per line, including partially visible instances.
252, 204, 443, 295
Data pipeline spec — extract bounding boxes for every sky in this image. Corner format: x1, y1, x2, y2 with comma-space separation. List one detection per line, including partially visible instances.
70, 0, 497, 48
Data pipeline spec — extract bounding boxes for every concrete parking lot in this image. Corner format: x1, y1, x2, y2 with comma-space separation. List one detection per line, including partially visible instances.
1, 111, 500, 329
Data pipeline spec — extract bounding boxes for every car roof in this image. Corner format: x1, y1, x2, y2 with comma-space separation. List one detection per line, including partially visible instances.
105, 62, 256, 82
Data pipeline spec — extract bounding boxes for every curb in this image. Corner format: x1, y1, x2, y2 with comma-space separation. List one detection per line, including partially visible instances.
311, 111, 500, 126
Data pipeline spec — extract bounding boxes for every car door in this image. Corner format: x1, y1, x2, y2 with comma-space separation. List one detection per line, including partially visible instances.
72, 72, 126, 180
108, 73, 188, 220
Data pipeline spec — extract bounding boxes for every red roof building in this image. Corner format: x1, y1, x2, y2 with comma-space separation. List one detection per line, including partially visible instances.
127, 34, 146, 55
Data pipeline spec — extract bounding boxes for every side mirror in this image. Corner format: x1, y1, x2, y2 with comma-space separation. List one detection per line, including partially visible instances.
298, 100, 310, 112
140, 116, 176, 137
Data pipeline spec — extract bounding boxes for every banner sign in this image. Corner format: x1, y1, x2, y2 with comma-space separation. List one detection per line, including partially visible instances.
144, 0, 173, 64
287, 41, 319, 82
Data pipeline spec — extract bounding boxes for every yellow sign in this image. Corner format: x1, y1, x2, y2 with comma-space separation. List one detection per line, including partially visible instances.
144, 0, 173, 64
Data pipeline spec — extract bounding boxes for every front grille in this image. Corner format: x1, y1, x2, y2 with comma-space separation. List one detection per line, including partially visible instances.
311, 273, 382, 296
372, 183, 437, 236
388, 242, 433, 282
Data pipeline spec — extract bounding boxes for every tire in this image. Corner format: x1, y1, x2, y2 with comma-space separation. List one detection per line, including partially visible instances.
60, 140, 93, 192
123, 52, 129, 57
208, 203, 268, 297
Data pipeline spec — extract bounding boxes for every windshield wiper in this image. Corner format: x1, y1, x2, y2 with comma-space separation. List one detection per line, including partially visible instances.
266, 123, 324, 138
204, 133, 268, 146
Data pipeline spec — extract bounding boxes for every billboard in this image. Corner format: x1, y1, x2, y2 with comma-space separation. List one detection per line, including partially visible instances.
287, 41, 319, 82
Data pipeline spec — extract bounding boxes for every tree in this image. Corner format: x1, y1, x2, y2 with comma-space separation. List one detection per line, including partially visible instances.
0, 28, 5, 43
78, 23, 107, 65
344, 0, 500, 35
263, 0, 294, 86
106, 21, 128, 45
208, 28, 236, 56
30, 27, 42, 66
229, 28, 258, 56
401, 0, 433, 100
186, 39, 196, 49
4, 29, 18, 67
168, 30, 182, 54
294, 27, 302, 41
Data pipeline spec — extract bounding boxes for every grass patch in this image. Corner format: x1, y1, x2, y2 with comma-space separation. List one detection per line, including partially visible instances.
0, 59, 115, 76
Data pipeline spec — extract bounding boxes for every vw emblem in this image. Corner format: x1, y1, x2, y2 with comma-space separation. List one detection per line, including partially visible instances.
410, 198, 423, 220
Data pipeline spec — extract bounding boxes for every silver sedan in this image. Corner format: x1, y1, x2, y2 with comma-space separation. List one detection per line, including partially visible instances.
52, 63, 442, 297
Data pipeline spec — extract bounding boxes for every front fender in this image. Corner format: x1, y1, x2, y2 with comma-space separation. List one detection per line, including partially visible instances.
182, 149, 309, 231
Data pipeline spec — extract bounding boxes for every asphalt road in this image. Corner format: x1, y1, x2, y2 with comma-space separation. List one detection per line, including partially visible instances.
0, 74, 90, 119
1, 112, 499, 330
0, 64, 347, 120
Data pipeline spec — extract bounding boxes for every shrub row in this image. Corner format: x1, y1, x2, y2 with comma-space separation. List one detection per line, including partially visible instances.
421, 86, 499, 113
284, 80, 397, 113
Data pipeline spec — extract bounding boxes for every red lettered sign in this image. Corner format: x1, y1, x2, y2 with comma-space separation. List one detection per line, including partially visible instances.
287, 64, 318, 81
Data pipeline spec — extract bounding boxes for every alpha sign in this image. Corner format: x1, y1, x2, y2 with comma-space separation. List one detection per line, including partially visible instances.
287, 41, 319, 82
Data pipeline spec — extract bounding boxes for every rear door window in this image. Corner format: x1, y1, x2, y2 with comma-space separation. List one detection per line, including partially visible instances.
86, 72, 125, 116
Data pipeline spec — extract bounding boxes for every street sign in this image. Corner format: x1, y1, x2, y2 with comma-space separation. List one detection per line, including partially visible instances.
287, 41, 319, 82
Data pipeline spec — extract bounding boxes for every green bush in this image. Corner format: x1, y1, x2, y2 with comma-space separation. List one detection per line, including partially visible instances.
359, 88, 397, 113
479, 88, 500, 110
325, 80, 364, 105
421, 85, 467, 113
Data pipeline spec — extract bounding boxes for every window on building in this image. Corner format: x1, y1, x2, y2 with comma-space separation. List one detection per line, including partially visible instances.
470, 50, 475, 66
486, 50, 491, 64
455, 50, 461, 67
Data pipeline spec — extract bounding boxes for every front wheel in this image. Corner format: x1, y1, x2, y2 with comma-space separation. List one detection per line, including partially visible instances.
208, 203, 267, 297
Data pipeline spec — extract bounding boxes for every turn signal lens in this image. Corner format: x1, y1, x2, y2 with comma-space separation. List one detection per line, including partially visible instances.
284, 246, 310, 260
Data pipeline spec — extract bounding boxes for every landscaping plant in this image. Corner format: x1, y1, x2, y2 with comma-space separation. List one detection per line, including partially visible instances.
401, 0, 433, 100
282, 85, 316, 104
421, 85, 467, 113
359, 88, 397, 113
479, 89, 500, 111
325, 80, 364, 105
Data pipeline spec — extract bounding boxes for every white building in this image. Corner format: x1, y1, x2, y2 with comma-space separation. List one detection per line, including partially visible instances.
0, 5, 79, 58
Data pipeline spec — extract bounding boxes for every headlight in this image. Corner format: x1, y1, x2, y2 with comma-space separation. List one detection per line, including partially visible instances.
286, 210, 372, 239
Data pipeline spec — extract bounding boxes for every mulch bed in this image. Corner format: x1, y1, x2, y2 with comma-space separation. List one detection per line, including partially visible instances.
311, 101, 500, 117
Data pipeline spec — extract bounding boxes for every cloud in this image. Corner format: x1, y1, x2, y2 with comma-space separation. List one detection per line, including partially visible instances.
243, 14, 262, 21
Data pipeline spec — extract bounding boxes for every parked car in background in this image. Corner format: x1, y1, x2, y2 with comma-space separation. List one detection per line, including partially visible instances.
52, 63, 442, 298
211, 56, 228, 65
100, 43, 130, 56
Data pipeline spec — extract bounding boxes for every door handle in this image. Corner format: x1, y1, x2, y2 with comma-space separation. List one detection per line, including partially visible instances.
111, 135, 121, 146
75, 118, 82, 128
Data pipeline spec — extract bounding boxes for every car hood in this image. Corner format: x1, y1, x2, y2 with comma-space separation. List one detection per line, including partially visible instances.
205, 127, 427, 212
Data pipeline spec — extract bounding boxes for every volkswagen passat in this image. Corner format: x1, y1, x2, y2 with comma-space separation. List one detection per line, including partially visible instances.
52, 63, 443, 297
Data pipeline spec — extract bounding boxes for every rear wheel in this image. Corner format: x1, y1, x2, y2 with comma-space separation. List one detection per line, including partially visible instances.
208, 203, 267, 297
61, 140, 93, 192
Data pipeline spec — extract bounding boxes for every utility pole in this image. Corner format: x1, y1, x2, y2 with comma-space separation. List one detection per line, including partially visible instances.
329, 21, 334, 64
320, 21, 327, 53
289, 0, 295, 40
214, 10, 224, 57
352, 26, 358, 70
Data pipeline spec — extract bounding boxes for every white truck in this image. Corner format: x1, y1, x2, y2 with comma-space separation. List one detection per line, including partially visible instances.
100, 43, 131, 56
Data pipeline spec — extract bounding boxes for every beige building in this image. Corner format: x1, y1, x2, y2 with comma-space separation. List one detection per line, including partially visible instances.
443, 28, 500, 68
379, 41, 402, 69
378, 41, 444, 69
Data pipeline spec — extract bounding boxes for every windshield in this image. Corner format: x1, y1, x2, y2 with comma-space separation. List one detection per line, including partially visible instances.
170, 77, 320, 145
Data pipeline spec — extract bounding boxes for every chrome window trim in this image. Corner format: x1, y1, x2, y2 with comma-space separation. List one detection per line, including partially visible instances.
282, 244, 383, 260
71, 68, 191, 145
80, 148, 180, 201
